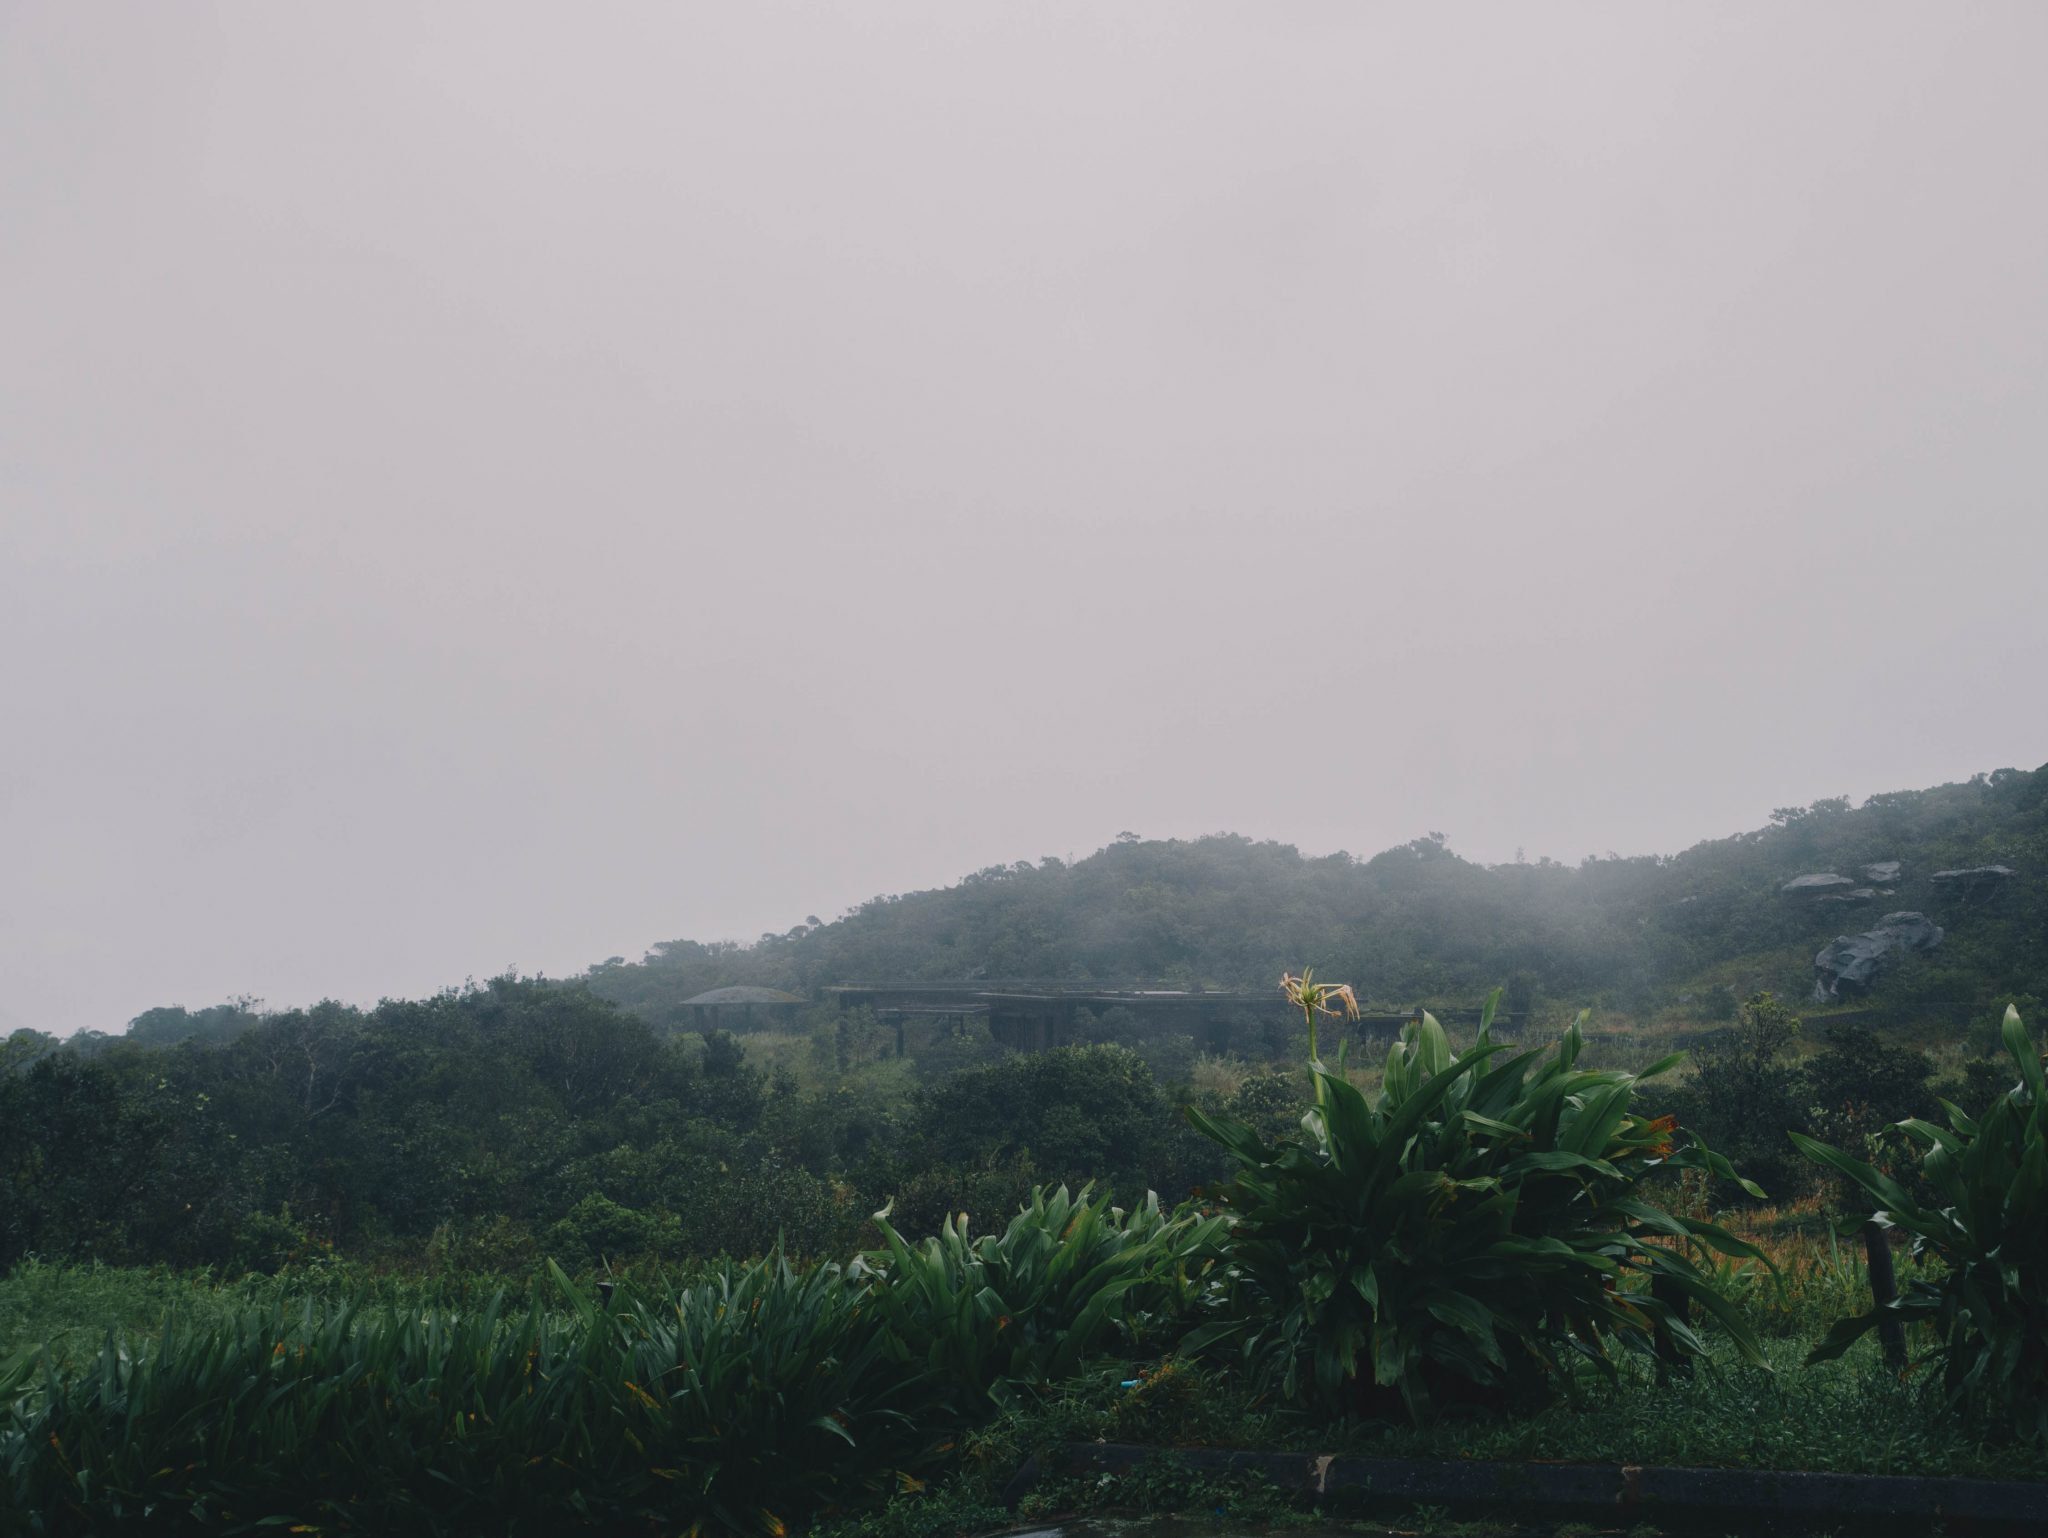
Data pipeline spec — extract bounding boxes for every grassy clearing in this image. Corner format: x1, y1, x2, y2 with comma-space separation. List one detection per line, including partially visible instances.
5, 1225, 2044, 1538
0, 1191, 1214, 1536
0, 1256, 692, 1372
1320, 1338, 2046, 1479
821, 1337, 2047, 1538
0, 1260, 474, 1373
820, 1338, 2048, 1538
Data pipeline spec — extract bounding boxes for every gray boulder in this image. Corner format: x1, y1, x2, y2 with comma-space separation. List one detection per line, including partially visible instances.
1812, 911, 1944, 1003
1929, 865, 2015, 888
1782, 873, 1855, 894
1817, 888, 1878, 904
1860, 860, 1902, 884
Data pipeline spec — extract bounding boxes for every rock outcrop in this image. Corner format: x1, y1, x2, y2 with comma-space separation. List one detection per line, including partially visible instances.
1817, 888, 1879, 904
1860, 860, 1903, 884
1782, 873, 1855, 894
1929, 865, 2015, 888
1812, 912, 1944, 1002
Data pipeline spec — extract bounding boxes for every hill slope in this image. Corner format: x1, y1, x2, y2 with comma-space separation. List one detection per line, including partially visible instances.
584, 765, 2047, 1025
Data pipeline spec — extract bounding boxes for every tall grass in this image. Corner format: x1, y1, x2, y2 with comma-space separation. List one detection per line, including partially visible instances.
0, 1192, 1218, 1536
1, 1258, 935, 1537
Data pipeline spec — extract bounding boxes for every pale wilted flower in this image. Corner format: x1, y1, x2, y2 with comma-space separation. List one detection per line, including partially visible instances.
1280, 969, 1359, 1066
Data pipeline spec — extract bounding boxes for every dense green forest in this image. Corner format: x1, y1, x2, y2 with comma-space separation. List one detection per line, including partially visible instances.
3, 765, 2039, 1277
0, 972, 1256, 1273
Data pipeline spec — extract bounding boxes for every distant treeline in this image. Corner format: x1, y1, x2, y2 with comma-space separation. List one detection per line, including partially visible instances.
1, 971, 2028, 1285
0, 979, 1262, 1274
585, 764, 2046, 1022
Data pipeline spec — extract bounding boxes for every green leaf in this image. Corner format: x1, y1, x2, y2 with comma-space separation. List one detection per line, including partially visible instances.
2004, 1005, 2045, 1103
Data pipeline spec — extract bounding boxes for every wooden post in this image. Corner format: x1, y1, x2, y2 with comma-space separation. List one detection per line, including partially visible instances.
1650, 1270, 1693, 1376
1863, 1222, 1907, 1370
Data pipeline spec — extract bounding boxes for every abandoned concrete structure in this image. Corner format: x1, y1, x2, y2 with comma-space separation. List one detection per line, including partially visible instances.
679, 985, 805, 1030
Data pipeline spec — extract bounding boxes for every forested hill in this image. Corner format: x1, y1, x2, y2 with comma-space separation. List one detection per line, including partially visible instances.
585, 764, 2048, 1024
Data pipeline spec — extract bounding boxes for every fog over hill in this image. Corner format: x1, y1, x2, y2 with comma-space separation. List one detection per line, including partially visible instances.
10, 6, 2048, 1039
583, 763, 2046, 1027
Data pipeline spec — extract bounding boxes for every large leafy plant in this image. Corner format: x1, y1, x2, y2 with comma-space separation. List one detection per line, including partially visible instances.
1187, 990, 1769, 1420
857, 1183, 1220, 1416
1792, 1005, 2048, 1442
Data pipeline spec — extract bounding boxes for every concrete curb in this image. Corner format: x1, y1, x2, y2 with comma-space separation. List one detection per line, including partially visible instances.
1027, 1441, 2048, 1532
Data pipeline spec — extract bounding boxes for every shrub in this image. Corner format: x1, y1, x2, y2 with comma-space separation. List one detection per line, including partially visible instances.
423, 1214, 541, 1275
875, 1149, 1042, 1244
225, 1203, 327, 1275
675, 1160, 862, 1261
1792, 1005, 2048, 1443
1671, 991, 1809, 1200
1187, 993, 1770, 1420
907, 1044, 1174, 1197
857, 1184, 1221, 1417
544, 1192, 677, 1262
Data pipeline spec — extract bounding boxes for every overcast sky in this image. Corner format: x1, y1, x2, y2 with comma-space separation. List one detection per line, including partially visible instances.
5, 4, 2046, 1035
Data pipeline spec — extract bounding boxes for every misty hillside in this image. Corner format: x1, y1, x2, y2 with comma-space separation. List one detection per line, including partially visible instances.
584, 764, 2047, 1026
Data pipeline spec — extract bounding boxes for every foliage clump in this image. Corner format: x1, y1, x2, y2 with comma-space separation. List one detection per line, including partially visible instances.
855, 1183, 1219, 1418
1188, 992, 1770, 1419
1794, 1005, 2048, 1442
